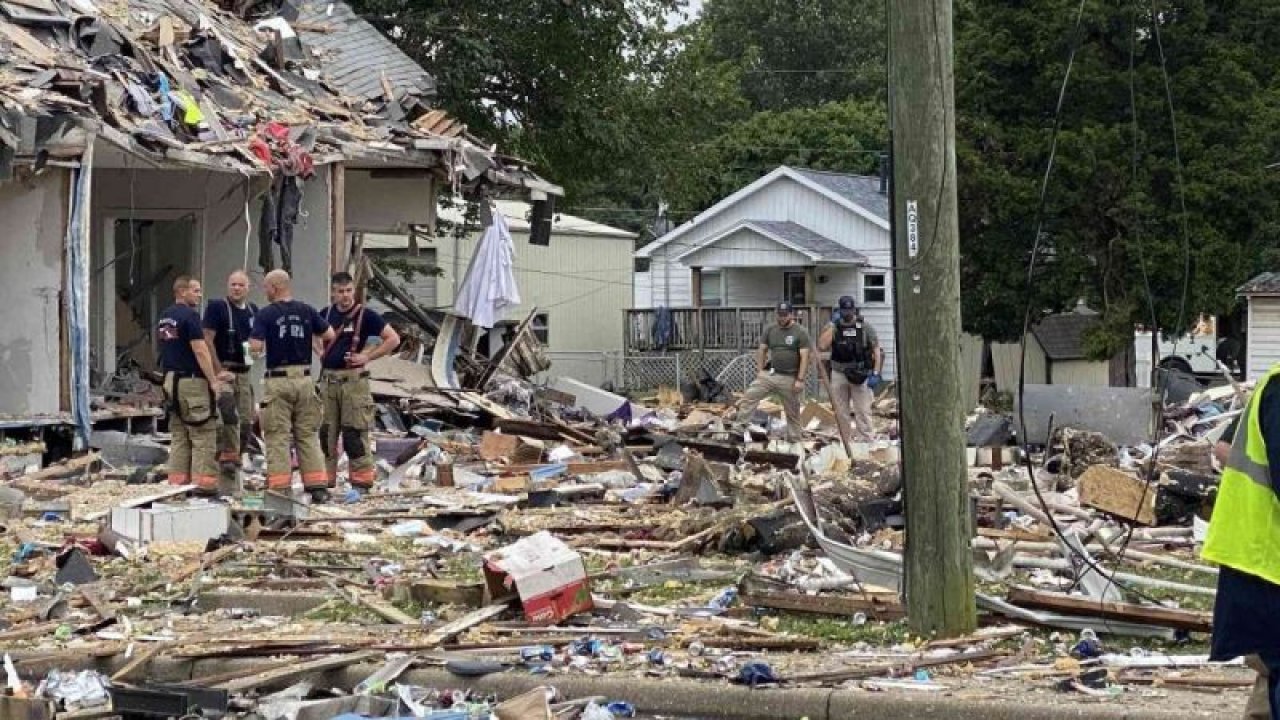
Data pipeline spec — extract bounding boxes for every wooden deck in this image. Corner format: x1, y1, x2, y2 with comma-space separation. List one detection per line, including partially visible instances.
624, 306, 833, 352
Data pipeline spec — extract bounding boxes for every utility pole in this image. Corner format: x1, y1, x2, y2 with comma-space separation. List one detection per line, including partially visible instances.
889, 0, 976, 636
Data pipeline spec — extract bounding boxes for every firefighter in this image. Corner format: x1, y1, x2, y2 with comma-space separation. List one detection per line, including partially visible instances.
202, 270, 258, 493
817, 296, 883, 440
249, 269, 335, 502
319, 272, 400, 496
158, 275, 227, 495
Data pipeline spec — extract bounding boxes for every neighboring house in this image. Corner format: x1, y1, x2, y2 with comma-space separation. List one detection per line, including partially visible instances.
1239, 272, 1280, 380
0, 0, 556, 445
363, 201, 636, 385
986, 301, 1133, 390
632, 166, 897, 380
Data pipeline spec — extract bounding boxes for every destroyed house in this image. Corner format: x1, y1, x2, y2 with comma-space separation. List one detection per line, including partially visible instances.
0, 0, 559, 447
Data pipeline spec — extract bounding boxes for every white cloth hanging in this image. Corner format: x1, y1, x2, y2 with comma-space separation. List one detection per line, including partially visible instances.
453, 206, 521, 329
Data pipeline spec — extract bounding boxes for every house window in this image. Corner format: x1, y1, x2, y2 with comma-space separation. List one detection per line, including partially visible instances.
783, 272, 808, 305
700, 270, 723, 308
532, 313, 549, 344
863, 273, 887, 304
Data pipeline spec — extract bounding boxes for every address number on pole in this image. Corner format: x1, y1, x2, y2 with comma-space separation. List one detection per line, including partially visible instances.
906, 200, 919, 258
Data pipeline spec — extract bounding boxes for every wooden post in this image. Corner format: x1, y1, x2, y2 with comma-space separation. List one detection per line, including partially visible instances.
803, 266, 816, 306
890, 0, 976, 636
329, 162, 346, 275
691, 266, 703, 349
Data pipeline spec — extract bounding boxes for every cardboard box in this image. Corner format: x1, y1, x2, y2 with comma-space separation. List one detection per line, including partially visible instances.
110, 502, 230, 544
479, 431, 544, 464
483, 531, 592, 624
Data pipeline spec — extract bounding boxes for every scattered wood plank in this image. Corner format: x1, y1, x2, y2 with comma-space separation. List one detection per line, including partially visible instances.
79, 587, 117, 621
739, 588, 905, 621
1077, 465, 1156, 526
422, 602, 510, 646
110, 642, 170, 683
214, 650, 380, 692
19, 452, 100, 483
699, 636, 820, 652
784, 648, 1003, 684
1005, 587, 1212, 632
0, 620, 63, 642
141, 543, 239, 593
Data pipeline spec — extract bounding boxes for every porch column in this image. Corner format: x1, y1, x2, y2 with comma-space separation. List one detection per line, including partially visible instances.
329, 161, 346, 274
804, 266, 816, 307
690, 266, 703, 350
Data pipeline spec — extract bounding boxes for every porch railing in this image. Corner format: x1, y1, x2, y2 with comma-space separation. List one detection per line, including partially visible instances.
624, 306, 833, 352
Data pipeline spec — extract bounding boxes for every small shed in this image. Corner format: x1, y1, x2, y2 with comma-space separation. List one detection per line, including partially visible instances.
989, 301, 1132, 389
1239, 272, 1280, 380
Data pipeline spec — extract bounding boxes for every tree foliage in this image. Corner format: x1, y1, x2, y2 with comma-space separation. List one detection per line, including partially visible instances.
358, 0, 1280, 348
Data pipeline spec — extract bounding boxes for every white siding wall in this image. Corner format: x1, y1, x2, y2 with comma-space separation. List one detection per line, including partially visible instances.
1247, 297, 1280, 380
0, 170, 69, 416
682, 228, 813, 267
1051, 359, 1111, 386
644, 244, 693, 308
438, 231, 633, 354
634, 270, 653, 308
725, 267, 785, 306
345, 170, 434, 233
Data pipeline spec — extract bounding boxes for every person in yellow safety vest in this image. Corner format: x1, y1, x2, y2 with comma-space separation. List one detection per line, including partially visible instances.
1203, 370, 1280, 719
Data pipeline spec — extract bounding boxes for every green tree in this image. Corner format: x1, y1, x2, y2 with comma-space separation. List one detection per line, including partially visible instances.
700, 0, 886, 110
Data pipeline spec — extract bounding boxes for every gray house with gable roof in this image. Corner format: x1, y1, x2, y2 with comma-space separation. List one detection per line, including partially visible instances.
628, 166, 896, 380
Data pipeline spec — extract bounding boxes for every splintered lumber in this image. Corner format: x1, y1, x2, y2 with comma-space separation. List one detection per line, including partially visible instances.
18, 452, 101, 483
784, 648, 1003, 684
699, 636, 820, 651
739, 588, 905, 620
1005, 587, 1212, 632
142, 543, 239, 592
213, 650, 379, 691
1077, 466, 1156, 526
110, 642, 170, 682
422, 602, 510, 646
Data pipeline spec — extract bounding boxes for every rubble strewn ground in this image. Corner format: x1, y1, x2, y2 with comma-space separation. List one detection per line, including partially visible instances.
0, 362, 1254, 719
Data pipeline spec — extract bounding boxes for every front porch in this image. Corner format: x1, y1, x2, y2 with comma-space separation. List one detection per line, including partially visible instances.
624, 305, 835, 352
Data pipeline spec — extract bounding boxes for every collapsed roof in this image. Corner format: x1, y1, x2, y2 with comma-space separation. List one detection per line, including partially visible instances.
0, 0, 558, 193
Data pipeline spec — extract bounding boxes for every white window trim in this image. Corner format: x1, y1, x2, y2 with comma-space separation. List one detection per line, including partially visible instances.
861, 271, 889, 306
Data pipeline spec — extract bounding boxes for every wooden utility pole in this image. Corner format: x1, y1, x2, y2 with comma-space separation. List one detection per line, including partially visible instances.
889, 0, 976, 636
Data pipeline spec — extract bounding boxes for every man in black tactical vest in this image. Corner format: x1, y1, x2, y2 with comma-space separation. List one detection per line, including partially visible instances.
818, 296, 882, 440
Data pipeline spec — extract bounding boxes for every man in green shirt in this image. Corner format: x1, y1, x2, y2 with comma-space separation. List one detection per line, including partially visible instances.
734, 302, 810, 440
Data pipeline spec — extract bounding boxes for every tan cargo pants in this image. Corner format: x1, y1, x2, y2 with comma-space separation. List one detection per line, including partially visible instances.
164, 373, 218, 493
735, 371, 802, 440
216, 371, 255, 484
320, 369, 377, 489
830, 368, 874, 440
260, 369, 327, 491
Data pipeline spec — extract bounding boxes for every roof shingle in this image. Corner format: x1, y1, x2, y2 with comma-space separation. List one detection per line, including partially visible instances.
789, 168, 889, 221
747, 220, 868, 264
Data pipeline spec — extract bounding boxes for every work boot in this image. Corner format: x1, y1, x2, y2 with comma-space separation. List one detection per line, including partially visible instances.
309, 487, 331, 504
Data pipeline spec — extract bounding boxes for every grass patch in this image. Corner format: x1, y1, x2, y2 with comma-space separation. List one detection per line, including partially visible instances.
774, 613, 913, 646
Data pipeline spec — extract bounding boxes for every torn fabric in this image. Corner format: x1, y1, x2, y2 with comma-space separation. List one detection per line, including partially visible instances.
453, 207, 520, 329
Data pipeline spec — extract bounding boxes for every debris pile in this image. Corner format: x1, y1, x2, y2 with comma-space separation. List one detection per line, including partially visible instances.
0, 346, 1258, 717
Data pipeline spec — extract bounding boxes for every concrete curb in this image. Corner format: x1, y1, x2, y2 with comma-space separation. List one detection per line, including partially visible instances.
17, 654, 1234, 720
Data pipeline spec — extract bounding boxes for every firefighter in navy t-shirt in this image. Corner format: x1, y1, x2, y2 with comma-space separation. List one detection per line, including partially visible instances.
157, 275, 228, 495
249, 270, 335, 501
319, 272, 400, 496
202, 270, 258, 492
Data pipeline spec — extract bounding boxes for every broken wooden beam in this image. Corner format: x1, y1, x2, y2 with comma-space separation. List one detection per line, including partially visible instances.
739, 588, 905, 621
422, 602, 511, 646
1005, 587, 1212, 632
213, 651, 380, 692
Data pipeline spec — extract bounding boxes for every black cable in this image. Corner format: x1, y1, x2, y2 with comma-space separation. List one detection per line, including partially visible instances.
1013, 0, 1169, 607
